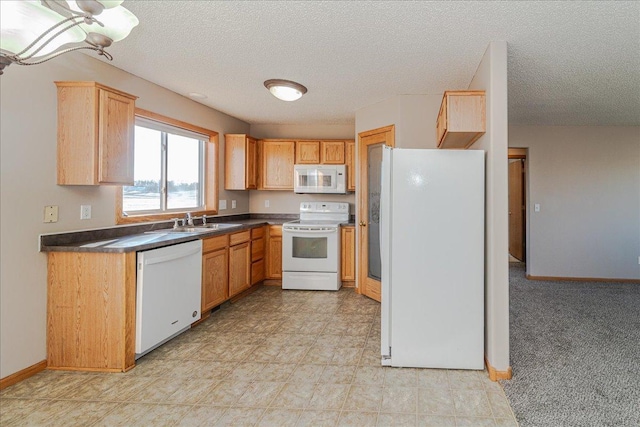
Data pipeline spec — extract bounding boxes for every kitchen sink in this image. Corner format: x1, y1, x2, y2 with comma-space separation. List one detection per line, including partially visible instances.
196, 223, 242, 230
147, 223, 242, 234
162, 226, 213, 233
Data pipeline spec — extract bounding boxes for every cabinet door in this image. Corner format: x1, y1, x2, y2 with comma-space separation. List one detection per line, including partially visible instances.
341, 226, 356, 281
296, 141, 320, 164
251, 236, 265, 262
246, 137, 258, 189
251, 259, 265, 285
266, 226, 282, 279
321, 141, 345, 164
98, 89, 135, 184
229, 242, 251, 297
202, 247, 228, 312
261, 141, 295, 189
345, 140, 355, 191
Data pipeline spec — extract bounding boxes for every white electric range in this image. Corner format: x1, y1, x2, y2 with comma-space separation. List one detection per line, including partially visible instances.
282, 202, 350, 291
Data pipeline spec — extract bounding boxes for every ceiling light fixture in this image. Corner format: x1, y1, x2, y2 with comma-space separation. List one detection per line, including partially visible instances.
264, 79, 308, 102
0, 0, 138, 75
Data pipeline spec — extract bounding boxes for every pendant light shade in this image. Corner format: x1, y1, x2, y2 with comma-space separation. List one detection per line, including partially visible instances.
0, 0, 139, 75
264, 79, 308, 101
0, 1, 86, 58
80, 5, 139, 43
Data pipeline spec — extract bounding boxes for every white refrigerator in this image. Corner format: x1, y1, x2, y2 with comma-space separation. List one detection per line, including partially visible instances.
380, 146, 485, 369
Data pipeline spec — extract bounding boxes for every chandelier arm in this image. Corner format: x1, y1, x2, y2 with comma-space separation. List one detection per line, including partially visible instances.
11, 15, 84, 58
9, 45, 113, 66
42, 0, 89, 19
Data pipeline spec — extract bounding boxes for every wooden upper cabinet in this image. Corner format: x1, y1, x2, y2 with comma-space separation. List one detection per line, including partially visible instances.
295, 141, 320, 164
321, 140, 345, 164
55, 81, 137, 185
225, 134, 258, 190
259, 140, 295, 190
436, 90, 486, 149
345, 140, 355, 192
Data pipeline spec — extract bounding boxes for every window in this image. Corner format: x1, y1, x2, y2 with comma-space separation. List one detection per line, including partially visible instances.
117, 109, 218, 223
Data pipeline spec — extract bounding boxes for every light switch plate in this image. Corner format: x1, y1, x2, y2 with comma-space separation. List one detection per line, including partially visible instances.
265, 200, 270, 208
44, 205, 58, 223
219, 199, 227, 210
232, 200, 236, 209
534, 203, 540, 212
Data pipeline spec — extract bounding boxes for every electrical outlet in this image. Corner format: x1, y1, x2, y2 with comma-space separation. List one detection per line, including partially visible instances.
80, 205, 91, 220
219, 199, 227, 210
44, 205, 58, 223
232, 200, 236, 209
265, 200, 270, 208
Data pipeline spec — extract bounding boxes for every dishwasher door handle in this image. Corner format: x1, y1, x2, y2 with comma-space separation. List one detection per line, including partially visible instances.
143, 246, 202, 266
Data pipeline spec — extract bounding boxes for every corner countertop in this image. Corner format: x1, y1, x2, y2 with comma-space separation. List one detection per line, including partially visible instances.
40, 215, 297, 254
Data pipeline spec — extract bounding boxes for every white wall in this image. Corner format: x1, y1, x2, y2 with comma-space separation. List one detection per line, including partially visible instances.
468, 41, 510, 373
510, 125, 640, 280
0, 53, 250, 378
248, 123, 356, 214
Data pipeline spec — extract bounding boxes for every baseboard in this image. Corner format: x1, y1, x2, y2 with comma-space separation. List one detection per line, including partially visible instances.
527, 274, 640, 284
263, 279, 282, 286
0, 360, 47, 390
485, 356, 512, 381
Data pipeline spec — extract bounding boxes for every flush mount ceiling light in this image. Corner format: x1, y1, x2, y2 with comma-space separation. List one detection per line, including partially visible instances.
0, 0, 138, 75
264, 79, 308, 102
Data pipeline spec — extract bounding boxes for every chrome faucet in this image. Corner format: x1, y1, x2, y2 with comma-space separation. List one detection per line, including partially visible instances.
202, 214, 208, 225
184, 212, 194, 226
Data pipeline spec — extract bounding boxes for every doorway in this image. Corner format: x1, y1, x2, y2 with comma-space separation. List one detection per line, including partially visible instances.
508, 148, 527, 262
357, 125, 395, 302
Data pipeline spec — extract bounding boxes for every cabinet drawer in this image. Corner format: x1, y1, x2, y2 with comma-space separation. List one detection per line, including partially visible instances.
269, 225, 282, 237
251, 258, 265, 285
251, 237, 265, 262
203, 235, 228, 253
251, 226, 265, 239
229, 230, 250, 246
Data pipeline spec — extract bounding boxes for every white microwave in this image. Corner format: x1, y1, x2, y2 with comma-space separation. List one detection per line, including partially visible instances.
294, 164, 347, 194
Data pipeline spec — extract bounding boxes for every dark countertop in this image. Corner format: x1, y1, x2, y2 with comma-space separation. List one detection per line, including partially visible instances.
40, 214, 297, 254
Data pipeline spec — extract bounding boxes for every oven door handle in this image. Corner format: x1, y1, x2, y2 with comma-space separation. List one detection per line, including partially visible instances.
283, 227, 338, 233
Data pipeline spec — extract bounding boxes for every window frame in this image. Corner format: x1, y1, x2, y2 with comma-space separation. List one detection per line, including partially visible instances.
116, 108, 219, 224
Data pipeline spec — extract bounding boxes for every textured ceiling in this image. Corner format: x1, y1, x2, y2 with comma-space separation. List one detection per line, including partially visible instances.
100, 1, 640, 126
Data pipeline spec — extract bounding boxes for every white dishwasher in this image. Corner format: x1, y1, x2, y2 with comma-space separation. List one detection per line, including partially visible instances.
135, 240, 202, 358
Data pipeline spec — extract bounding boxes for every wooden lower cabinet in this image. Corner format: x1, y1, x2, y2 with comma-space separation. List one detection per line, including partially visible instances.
266, 225, 282, 279
341, 226, 356, 284
229, 232, 251, 297
47, 251, 136, 372
201, 235, 229, 313
251, 226, 266, 285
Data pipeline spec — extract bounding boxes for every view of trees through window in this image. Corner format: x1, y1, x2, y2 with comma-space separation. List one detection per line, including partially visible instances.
123, 124, 204, 214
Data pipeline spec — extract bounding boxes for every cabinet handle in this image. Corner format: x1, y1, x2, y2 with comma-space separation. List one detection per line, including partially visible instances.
359, 221, 367, 227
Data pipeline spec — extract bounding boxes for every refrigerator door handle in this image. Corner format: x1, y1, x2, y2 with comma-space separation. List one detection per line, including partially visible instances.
380, 145, 392, 362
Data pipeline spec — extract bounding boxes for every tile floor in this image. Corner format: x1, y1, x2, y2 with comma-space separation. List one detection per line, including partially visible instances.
1, 286, 518, 426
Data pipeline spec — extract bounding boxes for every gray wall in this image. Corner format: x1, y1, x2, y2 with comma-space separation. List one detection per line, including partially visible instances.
354, 42, 511, 373
468, 41, 510, 373
0, 52, 250, 378
510, 125, 640, 280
